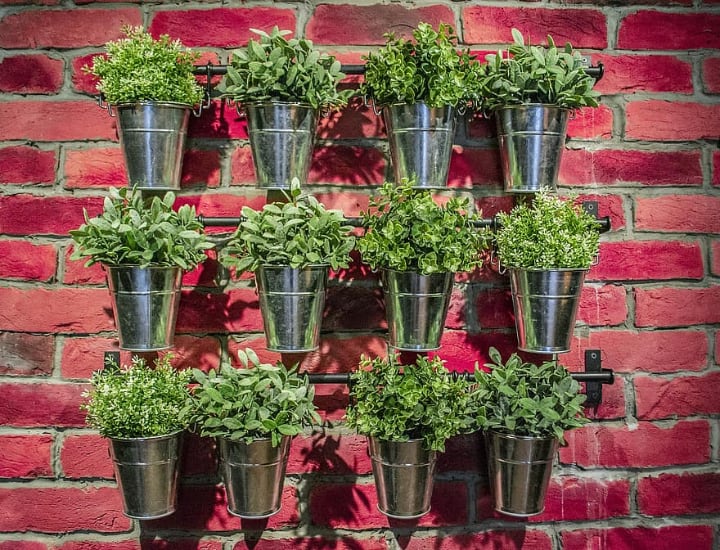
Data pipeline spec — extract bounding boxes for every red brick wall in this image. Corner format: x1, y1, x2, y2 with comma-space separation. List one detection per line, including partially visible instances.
0, 1, 718, 548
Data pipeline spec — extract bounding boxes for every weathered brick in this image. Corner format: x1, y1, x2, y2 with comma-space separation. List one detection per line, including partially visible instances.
712, 240, 720, 275
318, 99, 385, 140
566, 105, 613, 140
0, 145, 56, 185
232, 539, 384, 550
0, 194, 103, 236
0, 382, 87, 427
189, 100, 249, 140
438, 330, 520, 373
618, 11, 720, 50
635, 372, 720, 420
635, 195, 720, 234
287, 433, 372, 475
181, 149, 221, 188
57, 543, 140, 550
448, 147, 503, 188
702, 57, 720, 93
175, 288, 262, 333
635, 286, 720, 327
715, 151, 720, 186
310, 146, 385, 185
174, 192, 266, 218
437, 432, 483, 472
60, 433, 113, 479
626, 101, 720, 141
531, 476, 630, 522
639, 473, 720, 517
588, 240, 704, 281
323, 285, 386, 331
0, 240, 56, 281
551, 0, 691, 4
171, 335, 221, 372
0, 101, 116, 142
577, 193, 626, 232
312, 191, 370, 218
0, 332, 54, 376
563, 526, 713, 550
0, 54, 63, 93
475, 287, 513, 329
63, 248, 106, 285
230, 146, 255, 186
402, 530, 552, 550
592, 54, 693, 95
71, 53, 98, 95
63, 147, 126, 188
0, 434, 53, 478
577, 285, 628, 326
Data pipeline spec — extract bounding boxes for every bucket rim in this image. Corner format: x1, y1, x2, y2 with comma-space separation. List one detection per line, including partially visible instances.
493, 103, 572, 113
507, 267, 590, 274
108, 430, 184, 443
103, 263, 184, 271
115, 101, 193, 109
242, 100, 317, 109
487, 429, 558, 443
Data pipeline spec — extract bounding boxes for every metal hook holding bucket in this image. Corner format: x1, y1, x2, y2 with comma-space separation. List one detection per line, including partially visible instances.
97, 95, 114, 117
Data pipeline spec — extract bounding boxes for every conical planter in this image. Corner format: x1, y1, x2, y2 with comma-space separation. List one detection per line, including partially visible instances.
494, 104, 569, 193
244, 101, 318, 189
509, 268, 587, 353
368, 437, 437, 519
218, 436, 291, 518
116, 102, 191, 191
383, 102, 456, 188
380, 269, 453, 351
485, 430, 558, 517
108, 431, 184, 520
105, 265, 183, 351
255, 265, 328, 353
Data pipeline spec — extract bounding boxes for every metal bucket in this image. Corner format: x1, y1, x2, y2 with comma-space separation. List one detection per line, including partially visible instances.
218, 436, 291, 518
485, 430, 558, 517
108, 431, 183, 519
255, 265, 328, 352
105, 265, 183, 351
368, 437, 437, 518
383, 103, 456, 188
495, 104, 569, 193
116, 102, 190, 191
509, 268, 587, 353
381, 269, 453, 351
244, 102, 318, 189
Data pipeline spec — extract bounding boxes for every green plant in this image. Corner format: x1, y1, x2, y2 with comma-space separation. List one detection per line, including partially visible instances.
494, 189, 600, 269
217, 26, 352, 111
476, 28, 600, 112
220, 181, 355, 273
84, 25, 204, 105
70, 186, 214, 269
357, 179, 488, 274
183, 348, 320, 447
82, 354, 192, 439
470, 347, 588, 444
360, 22, 481, 108
346, 354, 472, 452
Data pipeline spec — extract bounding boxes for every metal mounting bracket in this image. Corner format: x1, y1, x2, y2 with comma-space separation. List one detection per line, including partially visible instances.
584, 349, 613, 408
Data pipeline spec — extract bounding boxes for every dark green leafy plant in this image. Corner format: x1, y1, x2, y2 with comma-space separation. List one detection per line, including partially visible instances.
358, 179, 488, 274
494, 189, 600, 269
183, 348, 320, 447
82, 354, 192, 439
346, 354, 473, 452
220, 181, 355, 273
470, 347, 588, 444
476, 28, 600, 112
84, 25, 204, 105
217, 26, 352, 111
360, 22, 481, 108
69, 187, 214, 269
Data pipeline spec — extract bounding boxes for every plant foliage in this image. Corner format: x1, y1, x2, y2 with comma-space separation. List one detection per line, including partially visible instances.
217, 26, 352, 111
184, 348, 320, 447
84, 25, 204, 105
357, 180, 488, 274
70, 186, 214, 269
494, 189, 600, 269
469, 347, 588, 444
82, 354, 192, 439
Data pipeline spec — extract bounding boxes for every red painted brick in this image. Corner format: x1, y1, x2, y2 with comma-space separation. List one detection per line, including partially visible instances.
577, 285, 628, 326
64, 147, 125, 188
60, 433, 114, 479
323, 286, 386, 331
635, 286, 720, 327
437, 330, 520, 373
559, 420, 710, 468
0, 240, 56, 281
0, 434, 53, 478
312, 191, 370, 219
566, 105, 613, 140
618, 11, 720, 50
230, 146, 255, 185
530, 476, 630, 522
0, 145, 56, 185
577, 193, 626, 232
310, 146, 386, 185
0, 332, 54, 376
475, 287, 513, 329
448, 147, 502, 188
0, 543, 46, 550
703, 57, 720, 93
181, 149, 221, 188
0, 382, 87, 427
715, 151, 720, 186
63, 248, 106, 285
174, 192, 266, 219
593, 54, 693, 95
317, 99, 385, 140
639, 473, 720, 517
58, 541, 222, 550
307, 4, 454, 45
171, 335, 221, 372
287, 434, 372, 475
176, 288, 262, 333
0, 101, 116, 142
588, 240, 704, 282
436, 432, 483, 472
233, 540, 385, 550
189, 100, 249, 140
0, 194, 103, 236
563, 526, 713, 550
57, 543, 140, 550
635, 195, 720, 234
0, 54, 63, 93
71, 53, 98, 95
403, 530, 552, 550
182, 254, 221, 288
636, 372, 720, 420
583, 376, 627, 421
626, 101, 720, 141
181, 433, 216, 477
712, 240, 720, 275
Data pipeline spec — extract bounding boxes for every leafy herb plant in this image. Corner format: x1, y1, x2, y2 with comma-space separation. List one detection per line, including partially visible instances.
83, 354, 192, 439
217, 26, 352, 111
184, 348, 320, 447
494, 189, 600, 269
84, 25, 204, 105
358, 179, 488, 274
470, 347, 588, 444
70, 186, 214, 270
346, 354, 472, 452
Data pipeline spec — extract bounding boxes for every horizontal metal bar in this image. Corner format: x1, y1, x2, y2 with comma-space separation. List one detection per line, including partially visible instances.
306, 370, 614, 385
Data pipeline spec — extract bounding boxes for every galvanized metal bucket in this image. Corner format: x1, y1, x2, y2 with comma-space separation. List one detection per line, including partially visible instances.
105, 265, 183, 351
218, 436, 291, 518
380, 269, 453, 351
383, 102, 456, 188
244, 101, 318, 189
368, 437, 437, 518
108, 431, 183, 519
485, 430, 558, 517
509, 268, 587, 353
116, 102, 190, 191
495, 104, 569, 193
255, 264, 328, 353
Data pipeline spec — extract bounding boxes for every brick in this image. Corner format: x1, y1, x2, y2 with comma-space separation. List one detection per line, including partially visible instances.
231, 539, 384, 550
703, 57, 720, 93
71, 53, 98, 95
403, 530, 552, 550
188, 100, 249, 140
60, 433, 114, 479
639, 473, 720, 516
181, 433, 216, 477
0, 194, 104, 236
592, 54, 693, 95
287, 433, 372, 475
310, 146, 386, 185
0, 53, 63, 94
181, 149, 221, 188
618, 11, 720, 50
318, 99, 385, 140
635, 286, 720, 327
554, 0, 691, 4
176, 288, 262, 333
0, 434, 53, 478
588, 240, 704, 281
0, 487, 129, 532
64, 147, 126, 188
566, 105, 613, 140
307, 4, 454, 45
715, 151, 720, 186
312, 191, 370, 219
230, 146, 255, 185
626, 101, 720, 141
437, 432, 484, 472
448, 147, 503, 188
712, 240, 720, 275
559, 420, 710, 468
475, 287, 513, 329
0, 101, 116, 142
323, 286, 386, 331
0, 145, 56, 185
560, 149, 702, 186
57, 543, 140, 550
0, 240, 56, 281
0, 382, 87, 427
531, 476, 630, 522
576, 193, 626, 232
438, 330, 520, 373
584, 375, 627, 420
563, 526, 713, 550
635, 195, 720, 234
0, 332, 54, 376
635, 372, 720, 420
0, 543, 47, 550
63, 248, 106, 285
174, 193, 266, 219
170, 335, 221, 372
577, 285, 628, 326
